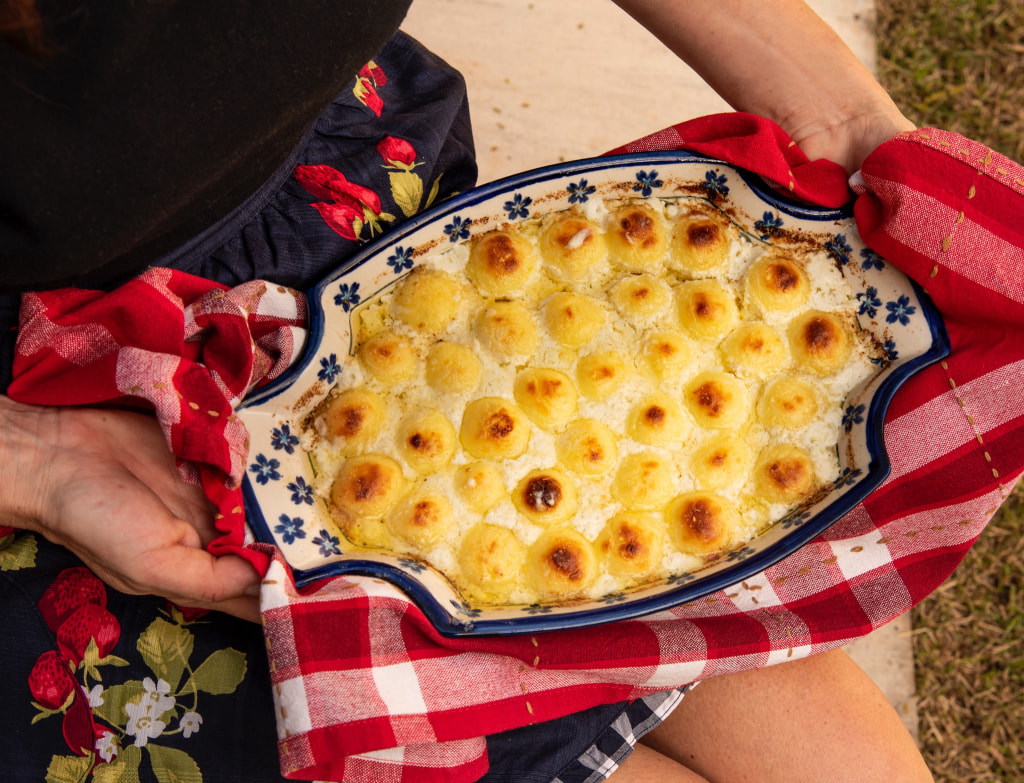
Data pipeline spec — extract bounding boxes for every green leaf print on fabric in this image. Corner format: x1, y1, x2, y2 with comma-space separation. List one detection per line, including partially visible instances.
0, 531, 38, 571
30, 567, 250, 781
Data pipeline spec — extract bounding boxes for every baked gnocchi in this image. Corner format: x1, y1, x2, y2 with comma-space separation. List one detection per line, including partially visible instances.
301, 193, 878, 608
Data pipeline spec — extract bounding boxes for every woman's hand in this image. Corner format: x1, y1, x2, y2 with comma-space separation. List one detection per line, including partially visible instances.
1, 395, 261, 622
612, 0, 916, 172
786, 109, 916, 175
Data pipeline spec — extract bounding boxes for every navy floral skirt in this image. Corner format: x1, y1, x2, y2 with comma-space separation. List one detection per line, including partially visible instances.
0, 31, 680, 782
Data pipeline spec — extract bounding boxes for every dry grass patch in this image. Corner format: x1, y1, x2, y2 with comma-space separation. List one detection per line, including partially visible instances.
877, 0, 1024, 161
876, 3, 1024, 780
910, 483, 1024, 782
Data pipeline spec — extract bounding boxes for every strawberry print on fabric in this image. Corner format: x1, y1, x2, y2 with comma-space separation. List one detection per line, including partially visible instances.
26, 565, 248, 782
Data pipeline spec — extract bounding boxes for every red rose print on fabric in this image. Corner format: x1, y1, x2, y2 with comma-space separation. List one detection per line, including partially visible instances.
295, 164, 395, 242
353, 59, 387, 116
376, 136, 444, 219
377, 136, 417, 168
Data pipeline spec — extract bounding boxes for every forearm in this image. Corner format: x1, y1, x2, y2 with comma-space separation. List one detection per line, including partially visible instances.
612, 0, 910, 161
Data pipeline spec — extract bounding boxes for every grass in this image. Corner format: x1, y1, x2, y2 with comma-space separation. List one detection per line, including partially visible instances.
875, 3, 1024, 779
876, 0, 1024, 160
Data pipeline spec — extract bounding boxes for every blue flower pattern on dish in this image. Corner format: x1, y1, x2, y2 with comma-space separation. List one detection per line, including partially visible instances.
443, 215, 472, 242
397, 558, 428, 574
270, 423, 300, 454
857, 286, 881, 318
825, 234, 853, 265
274, 514, 306, 545
524, 603, 554, 615
318, 353, 342, 384
449, 599, 483, 618
870, 339, 899, 365
754, 211, 784, 239
313, 529, 342, 557
860, 247, 886, 271
503, 193, 532, 220
834, 467, 863, 488
334, 281, 361, 311
780, 510, 813, 530
843, 403, 867, 432
287, 477, 314, 506
249, 454, 281, 485
725, 546, 755, 563
387, 245, 415, 274
886, 295, 917, 326
702, 170, 729, 199
633, 169, 663, 197
566, 179, 595, 204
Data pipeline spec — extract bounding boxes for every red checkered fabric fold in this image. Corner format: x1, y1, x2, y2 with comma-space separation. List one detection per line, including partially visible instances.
7, 268, 308, 573
256, 119, 1024, 782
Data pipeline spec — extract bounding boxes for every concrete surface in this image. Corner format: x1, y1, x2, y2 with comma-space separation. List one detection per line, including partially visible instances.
402, 0, 919, 742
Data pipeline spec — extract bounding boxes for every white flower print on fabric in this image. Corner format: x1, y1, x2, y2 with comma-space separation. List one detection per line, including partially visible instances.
95, 730, 119, 763
85, 683, 104, 708
141, 677, 176, 715
125, 700, 167, 748
181, 711, 203, 738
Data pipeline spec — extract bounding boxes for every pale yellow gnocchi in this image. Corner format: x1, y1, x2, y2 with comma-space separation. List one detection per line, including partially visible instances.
606, 203, 667, 272
358, 329, 416, 384
319, 387, 385, 455
390, 265, 462, 333
330, 454, 406, 521
459, 397, 532, 460
576, 350, 630, 400
597, 512, 665, 580
458, 523, 525, 596
788, 310, 851, 376
386, 490, 453, 548
555, 419, 618, 477
395, 409, 457, 474
676, 279, 740, 340
512, 467, 579, 526
475, 301, 539, 359
669, 214, 732, 275
453, 461, 506, 513
542, 292, 606, 348
539, 214, 606, 282
757, 376, 820, 429
527, 529, 597, 597
683, 371, 749, 430
425, 341, 481, 394
627, 393, 691, 447
666, 491, 740, 555
467, 229, 537, 295
746, 255, 810, 314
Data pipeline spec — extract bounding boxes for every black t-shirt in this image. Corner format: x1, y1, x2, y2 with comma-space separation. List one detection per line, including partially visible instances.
0, 0, 412, 292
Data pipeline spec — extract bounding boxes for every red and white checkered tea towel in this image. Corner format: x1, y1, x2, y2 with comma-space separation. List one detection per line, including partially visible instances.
6, 270, 307, 574
8, 115, 1024, 783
